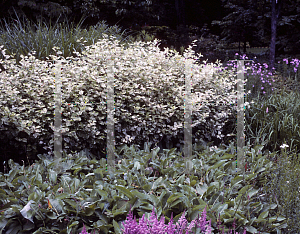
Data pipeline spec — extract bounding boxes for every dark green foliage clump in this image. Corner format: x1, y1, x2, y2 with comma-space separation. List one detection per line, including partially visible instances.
0, 141, 291, 233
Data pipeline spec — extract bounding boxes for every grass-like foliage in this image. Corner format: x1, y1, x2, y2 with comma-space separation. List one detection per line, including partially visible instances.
0, 7, 156, 70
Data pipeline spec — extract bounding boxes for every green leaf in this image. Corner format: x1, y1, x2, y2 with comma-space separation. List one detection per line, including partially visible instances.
68, 221, 79, 228
258, 210, 269, 219
113, 219, 122, 234
115, 185, 134, 200
230, 175, 243, 187
28, 192, 38, 202
49, 169, 57, 184
167, 193, 184, 204
64, 199, 78, 209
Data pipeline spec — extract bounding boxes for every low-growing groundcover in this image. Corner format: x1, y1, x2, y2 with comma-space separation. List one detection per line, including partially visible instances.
0, 139, 292, 234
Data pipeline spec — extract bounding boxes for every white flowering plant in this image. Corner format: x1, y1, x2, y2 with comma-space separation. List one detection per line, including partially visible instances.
0, 35, 254, 159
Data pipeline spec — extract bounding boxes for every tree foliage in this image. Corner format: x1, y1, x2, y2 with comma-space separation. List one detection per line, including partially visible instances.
211, 0, 300, 71
212, 0, 273, 52
0, 0, 299, 62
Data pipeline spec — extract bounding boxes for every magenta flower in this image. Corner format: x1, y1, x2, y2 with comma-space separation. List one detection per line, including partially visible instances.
80, 224, 90, 234
121, 205, 216, 234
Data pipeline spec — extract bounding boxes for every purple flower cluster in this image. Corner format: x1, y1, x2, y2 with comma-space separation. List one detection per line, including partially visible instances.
74, 204, 247, 234
120, 205, 246, 234
78, 224, 90, 234
76, 224, 97, 234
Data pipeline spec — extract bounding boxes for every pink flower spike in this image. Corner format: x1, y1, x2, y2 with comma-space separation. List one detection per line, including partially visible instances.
266, 107, 268, 113
80, 224, 90, 234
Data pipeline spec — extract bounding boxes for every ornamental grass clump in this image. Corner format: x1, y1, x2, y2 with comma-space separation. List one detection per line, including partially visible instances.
243, 89, 300, 158
0, 7, 155, 69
